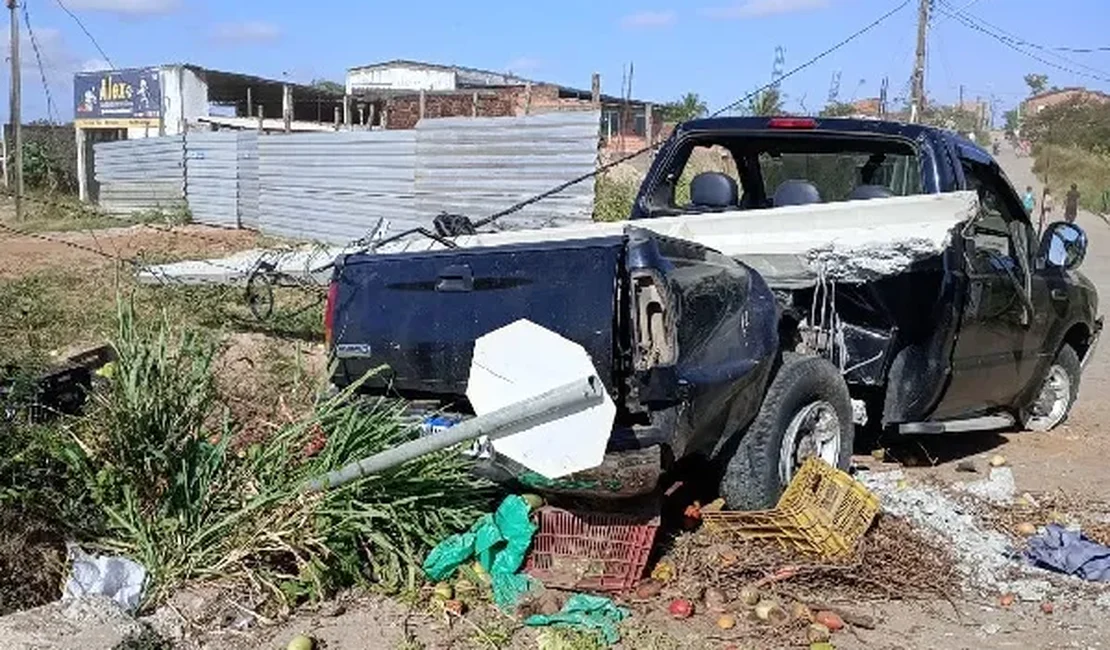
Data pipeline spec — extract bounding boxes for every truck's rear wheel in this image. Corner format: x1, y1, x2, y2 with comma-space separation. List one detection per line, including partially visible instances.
1022, 344, 1080, 432
720, 353, 854, 510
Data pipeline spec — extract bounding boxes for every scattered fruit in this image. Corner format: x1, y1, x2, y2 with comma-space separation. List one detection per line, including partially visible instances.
1041, 601, 1055, 615
810, 643, 835, 650
287, 635, 315, 650
814, 610, 845, 632
1016, 522, 1037, 537
651, 561, 676, 583
717, 614, 737, 630
999, 593, 1015, 608
989, 454, 1007, 467
791, 601, 814, 622
471, 561, 491, 584
718, 550, 740, 568
443, 599, 467, 616
807, 623, 832, 644
433, 582, 454, 601
521, 493, 545, 510
704, 587, 728, 613
668, 599, 695, 619
754, 600, 789, 625
738, 586, 760, 606
871, 448, 886, 462
454, 578, 477, 595
634, 580, 664, 600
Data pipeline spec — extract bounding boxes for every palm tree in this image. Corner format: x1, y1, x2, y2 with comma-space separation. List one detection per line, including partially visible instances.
749, 88, 785, 116
660, 93, 708, 123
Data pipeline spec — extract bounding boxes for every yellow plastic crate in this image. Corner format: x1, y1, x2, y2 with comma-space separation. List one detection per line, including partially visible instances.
702, 458, 880, 560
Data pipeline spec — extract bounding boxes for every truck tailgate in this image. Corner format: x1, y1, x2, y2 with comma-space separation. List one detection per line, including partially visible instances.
330, 236, 625, 398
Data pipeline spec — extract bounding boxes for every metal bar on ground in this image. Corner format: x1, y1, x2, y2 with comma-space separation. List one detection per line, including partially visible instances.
304, 375, 605, 492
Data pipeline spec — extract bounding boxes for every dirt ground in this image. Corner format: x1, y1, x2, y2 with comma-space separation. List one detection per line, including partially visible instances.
4, 142, 1110, 649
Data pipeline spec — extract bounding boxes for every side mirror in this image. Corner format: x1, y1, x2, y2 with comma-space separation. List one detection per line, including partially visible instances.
1039, 221, 1088, 271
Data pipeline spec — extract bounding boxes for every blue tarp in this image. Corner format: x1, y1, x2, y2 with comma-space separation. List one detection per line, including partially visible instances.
1025, 524, 1110, 581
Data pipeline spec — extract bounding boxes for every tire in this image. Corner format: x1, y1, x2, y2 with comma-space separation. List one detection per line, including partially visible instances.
1022, 344, 1081, 432
720, 353, 854, 510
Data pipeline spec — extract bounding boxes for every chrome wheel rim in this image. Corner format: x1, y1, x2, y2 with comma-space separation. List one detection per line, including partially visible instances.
779, 400, 841, 485
1026, 365, 1072, 431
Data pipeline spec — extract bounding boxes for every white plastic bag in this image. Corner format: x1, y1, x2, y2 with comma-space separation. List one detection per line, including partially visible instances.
62, 544, 147, 612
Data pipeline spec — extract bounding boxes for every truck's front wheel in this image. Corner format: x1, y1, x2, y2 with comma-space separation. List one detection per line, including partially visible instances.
720, 353, 854, 510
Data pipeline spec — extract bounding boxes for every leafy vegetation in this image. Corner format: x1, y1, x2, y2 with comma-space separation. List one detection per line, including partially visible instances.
1024, 73, 1049, 96
1023, 92, 1110, 213
748, 88, 785, 116
45, 299, 491, 608
657, 92, 708, 123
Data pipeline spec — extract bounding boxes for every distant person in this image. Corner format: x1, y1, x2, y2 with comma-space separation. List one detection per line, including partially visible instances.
1040, 187, 1055, 234
1023, 185, 1037, 214
1065, 183, 1081, 223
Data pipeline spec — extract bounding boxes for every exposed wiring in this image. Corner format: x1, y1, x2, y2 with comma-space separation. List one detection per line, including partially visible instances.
53, 0, 115, 69
22, 1, 58, 123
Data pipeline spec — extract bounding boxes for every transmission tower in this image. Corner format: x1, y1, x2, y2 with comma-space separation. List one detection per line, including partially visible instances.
827, 71, 842, 105
771, 46, 785, 88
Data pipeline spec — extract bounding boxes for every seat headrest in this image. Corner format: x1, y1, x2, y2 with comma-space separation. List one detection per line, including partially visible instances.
848, 184, 894, 201
773, 180, 823, 206
689, 172, 738, 209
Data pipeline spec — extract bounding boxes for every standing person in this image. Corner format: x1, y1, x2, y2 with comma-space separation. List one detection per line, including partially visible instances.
1023, 185, 1037, 215
1040, 186, 1055, 235
1065, 183, 1081, 223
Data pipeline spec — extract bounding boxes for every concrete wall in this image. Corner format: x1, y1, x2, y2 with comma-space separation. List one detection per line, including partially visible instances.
347, 65, 456, 94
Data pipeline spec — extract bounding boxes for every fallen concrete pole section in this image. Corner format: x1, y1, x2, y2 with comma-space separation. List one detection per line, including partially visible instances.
139, 191, 977, 286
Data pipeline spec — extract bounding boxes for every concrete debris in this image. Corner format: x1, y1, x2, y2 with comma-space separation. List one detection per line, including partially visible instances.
961, 467, 1017, 506
859, 469, 1016, 593
1095, 591, 1110, 610
0, 596, 145, 650
806, 236, 949, 282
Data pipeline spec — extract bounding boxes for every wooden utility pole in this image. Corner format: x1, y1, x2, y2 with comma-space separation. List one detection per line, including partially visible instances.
8, 0, 22, 219
909, 0, 929, 124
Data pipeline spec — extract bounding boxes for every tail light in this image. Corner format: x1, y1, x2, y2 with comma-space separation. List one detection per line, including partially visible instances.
324, 280, 339, 349
768, 117, 817, 129
630, 270, 676, 370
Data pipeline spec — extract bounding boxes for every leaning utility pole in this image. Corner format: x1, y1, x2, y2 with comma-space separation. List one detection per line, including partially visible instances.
909, 0, 930, 124
7, 0, 22, 219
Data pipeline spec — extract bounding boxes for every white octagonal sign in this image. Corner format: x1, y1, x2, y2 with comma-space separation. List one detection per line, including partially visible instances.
466, 319, 616, 479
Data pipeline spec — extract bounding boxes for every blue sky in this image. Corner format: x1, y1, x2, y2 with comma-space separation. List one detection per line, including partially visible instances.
4, 0, 1110, 122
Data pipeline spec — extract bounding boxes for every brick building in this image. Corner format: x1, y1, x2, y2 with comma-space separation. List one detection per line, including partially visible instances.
343, 60, 664, 149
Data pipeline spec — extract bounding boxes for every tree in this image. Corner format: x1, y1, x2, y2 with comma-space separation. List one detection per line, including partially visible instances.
310, 79, 346, 96
820, 101, 857, 117
749, 88, 785, 116
1003, 108, 1020, 135
1024, 73, 1049, 96
658, 93, 708, 123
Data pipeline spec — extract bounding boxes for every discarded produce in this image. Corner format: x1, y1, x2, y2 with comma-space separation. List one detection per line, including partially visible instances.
454, 578, 477, 595
1016, 522, 1037, 537
287, 635, 315, 650
1000, 593, 1015, 608
1041, 601, 1055, 615
433, 582, 454, 601
633, 580, 663, 600
668, 599, 694, 619
717, 614, 737, 630
791, 601, 814, 622
704, 587, 728, 613
651, 561, 675, 583
989, 454, 1008, 468
444, 599, 467, 616
521, 494, 545, 510
738, 586, 760, 606
807, 623, 832, 644
814, 610, 844, 632
754, 600, 788, 625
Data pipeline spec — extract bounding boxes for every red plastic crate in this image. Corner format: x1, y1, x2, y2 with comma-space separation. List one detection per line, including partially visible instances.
524, 505, 660, 592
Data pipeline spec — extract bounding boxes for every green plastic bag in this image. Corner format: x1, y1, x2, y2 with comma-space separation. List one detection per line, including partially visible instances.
524, 594, 629, 645
422, 495, 538, 609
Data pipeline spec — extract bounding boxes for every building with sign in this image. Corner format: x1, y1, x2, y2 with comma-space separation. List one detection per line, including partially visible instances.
75, 64, 342, 201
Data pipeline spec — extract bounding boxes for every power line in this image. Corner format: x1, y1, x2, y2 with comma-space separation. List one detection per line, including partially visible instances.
53, 0, 114, 69
936, 1, 1110, 82
937, 0, 1110, 54
714, 0, 912, 116
22, 1, 58, 123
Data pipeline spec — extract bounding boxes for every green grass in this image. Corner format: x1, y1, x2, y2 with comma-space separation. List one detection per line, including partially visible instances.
1, 191, 193, 233
1033, 144, 1110, 215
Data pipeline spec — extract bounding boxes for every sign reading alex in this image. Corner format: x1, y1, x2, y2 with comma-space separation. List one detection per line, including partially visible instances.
74, 68, 162, 127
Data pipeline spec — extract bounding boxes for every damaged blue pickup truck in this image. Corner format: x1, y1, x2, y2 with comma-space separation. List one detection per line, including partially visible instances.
324, 117, 1101, 510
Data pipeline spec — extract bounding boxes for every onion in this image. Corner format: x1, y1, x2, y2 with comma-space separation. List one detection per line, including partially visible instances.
754, 600, 788, 624
668, 599, 694, 619
716, 614, 737, 630
814, 610, 844, 631
287, 635, 315, 650
807, 623, 831, 643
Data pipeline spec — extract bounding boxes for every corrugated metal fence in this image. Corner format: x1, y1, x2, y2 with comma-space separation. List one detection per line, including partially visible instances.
258, 131, 416, 242
92, 110, 600, 241
415, 111, 600, 229
94, 136, 186, 215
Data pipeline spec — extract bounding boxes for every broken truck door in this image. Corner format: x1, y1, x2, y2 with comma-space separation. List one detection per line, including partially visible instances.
937, 157, 1034, 416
